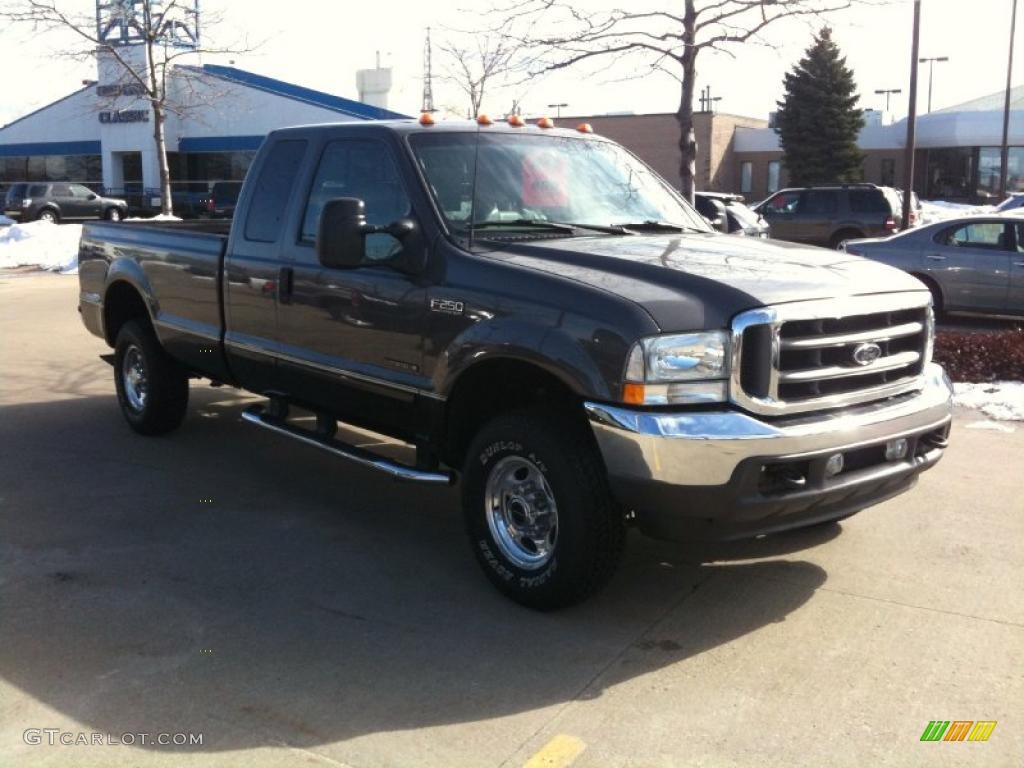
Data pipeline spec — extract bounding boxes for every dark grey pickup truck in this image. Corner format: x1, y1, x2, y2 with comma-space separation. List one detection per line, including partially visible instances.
79, 119, 953, 608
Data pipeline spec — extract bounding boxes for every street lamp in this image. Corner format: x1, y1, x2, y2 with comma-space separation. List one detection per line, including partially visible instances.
918, 55, 949, 112
874, 88, 903, 112
547, 103, 568, 118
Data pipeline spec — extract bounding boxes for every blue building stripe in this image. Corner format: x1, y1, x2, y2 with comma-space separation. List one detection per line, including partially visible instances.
186, 64, 409, 121
0, 140, 102, 157
178, 135, 266, 152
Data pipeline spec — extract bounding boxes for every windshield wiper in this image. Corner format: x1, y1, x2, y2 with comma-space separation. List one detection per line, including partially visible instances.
614, 220, 698, 233
470, 219, 576, 232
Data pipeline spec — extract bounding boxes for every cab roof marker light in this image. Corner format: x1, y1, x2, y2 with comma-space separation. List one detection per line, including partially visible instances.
419, 112, 435, 126
537, 116, 554, 129
507, 114, 525, 126
576, 122, 593, 133
477, 113, 493, 125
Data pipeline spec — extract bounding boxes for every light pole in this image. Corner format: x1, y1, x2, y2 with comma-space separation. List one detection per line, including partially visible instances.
918, 55, 949, 112
902, 0, 922, 231
999, 0, 1019, 198
874, 88, 902, 112
547, 103, 568, 118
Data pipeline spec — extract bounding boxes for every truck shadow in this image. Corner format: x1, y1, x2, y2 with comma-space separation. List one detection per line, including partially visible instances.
0, 388, 831, 752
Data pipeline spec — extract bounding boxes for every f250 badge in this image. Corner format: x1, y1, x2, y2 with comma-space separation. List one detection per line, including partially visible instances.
430, 298, 465, 315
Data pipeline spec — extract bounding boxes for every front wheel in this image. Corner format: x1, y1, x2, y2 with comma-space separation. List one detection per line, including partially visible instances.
462, 408, 625, 609
105, 207, 123, 221
113, 320, 189, 435
37, 208, 58, 224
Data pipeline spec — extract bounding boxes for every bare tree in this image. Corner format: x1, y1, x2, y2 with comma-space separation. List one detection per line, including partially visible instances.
438, 28, 518, 118
1, 0, 254, 215
496, 0, 864, 201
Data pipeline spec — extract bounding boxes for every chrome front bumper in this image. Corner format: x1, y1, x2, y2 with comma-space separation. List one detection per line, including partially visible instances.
585, 363, 952, 488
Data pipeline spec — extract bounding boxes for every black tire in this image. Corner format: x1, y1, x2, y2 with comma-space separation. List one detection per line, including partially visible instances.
37, 208, 59, 224
912, 273, 944, 316
830, 229, 863, 250
113, 319, 189, 435
462, 408, 625, 610
105, 207, 123, 222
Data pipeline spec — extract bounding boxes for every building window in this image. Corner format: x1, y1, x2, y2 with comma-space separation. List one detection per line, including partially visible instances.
977, 146, 1024, 200
880, 158, 896, 186
767, 161, 780, 194
740, 161, 753, 195
0, 154, 102, 184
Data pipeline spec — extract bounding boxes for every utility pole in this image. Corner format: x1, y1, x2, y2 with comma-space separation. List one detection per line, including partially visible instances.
918, 55, 949, 113
421, 27, 435, 113
999, 0, 1019, 199
902, 0, 922, 230
874, 88, 902, 112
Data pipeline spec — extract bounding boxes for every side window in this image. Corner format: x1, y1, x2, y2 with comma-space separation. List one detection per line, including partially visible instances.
849, 190, 889, 213
301, 139, 411, 262
803, 190, 839, 215
944, 222, 1008, 250
28, 184, 48, 197
740, 162, 753, 195
762, 190, 801, 215
70, 184, 94, 198
244, 139, 307, 244
51, 183, 71, 197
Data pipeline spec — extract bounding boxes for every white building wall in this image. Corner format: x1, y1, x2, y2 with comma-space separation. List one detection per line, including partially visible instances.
0, 88, 101, 145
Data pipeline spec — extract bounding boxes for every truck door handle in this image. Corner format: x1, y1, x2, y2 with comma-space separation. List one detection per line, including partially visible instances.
926, 254, 946, 261
278, 266, 294, 304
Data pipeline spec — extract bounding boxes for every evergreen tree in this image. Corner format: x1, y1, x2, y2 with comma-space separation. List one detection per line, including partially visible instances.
775, 27, 864, 185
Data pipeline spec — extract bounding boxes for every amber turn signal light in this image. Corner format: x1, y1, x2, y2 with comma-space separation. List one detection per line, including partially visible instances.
622, 383, 646, 405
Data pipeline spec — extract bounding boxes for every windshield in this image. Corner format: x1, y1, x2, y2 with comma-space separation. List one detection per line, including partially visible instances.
408, 131, 710, 235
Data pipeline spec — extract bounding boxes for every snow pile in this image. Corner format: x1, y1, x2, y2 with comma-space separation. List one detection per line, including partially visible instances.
953, 381, 1024, 421
0, 221, 82, 274
0, 215, 14, 227
919, 200, 995, 225
126, 213, 182, 222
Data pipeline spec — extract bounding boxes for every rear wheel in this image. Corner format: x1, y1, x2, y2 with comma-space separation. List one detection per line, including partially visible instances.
113, 320, 189, 435
462, 408, 625, 609
105, 207, 123, 222
912, 274, 944, 317
830, 229, 863, 250
37, 208, 58, 224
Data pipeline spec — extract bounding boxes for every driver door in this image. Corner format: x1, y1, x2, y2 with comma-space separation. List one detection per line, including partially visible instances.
274, 136, 428, 437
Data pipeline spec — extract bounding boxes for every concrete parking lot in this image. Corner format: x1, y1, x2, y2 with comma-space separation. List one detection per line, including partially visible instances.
1, 273, 1021, 768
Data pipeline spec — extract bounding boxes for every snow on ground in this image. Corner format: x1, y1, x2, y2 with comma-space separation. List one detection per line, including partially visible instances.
0, 221, 82, 274
953, 381, 1024, 421
0, 215, 15, 227
919, 200, 995, 225
125, 214, 182, 221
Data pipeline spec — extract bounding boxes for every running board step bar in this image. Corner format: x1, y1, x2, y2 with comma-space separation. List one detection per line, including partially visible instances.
241, 405, 454, 485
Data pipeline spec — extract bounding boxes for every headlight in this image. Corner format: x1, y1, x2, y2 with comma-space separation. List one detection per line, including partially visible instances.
21, 199, 32, 207
623, 331, 730, 405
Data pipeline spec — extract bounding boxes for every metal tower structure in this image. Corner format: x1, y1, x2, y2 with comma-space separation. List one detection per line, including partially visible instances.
96, 0, 200, 49
422, 27, 436, 113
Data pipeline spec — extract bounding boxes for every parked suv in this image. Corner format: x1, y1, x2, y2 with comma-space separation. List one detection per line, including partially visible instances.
754, 184, 911, 249
4, 182, 127, 223
694, 192, 770, 237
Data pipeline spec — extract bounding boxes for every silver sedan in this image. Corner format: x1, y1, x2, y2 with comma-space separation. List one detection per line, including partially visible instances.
842, 214, 1024, 317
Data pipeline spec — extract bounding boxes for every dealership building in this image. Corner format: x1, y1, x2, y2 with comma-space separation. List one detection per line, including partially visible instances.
0, 4, 404, 207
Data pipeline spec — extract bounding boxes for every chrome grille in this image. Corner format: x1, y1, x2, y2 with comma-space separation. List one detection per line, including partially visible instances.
731, 293, 933, 416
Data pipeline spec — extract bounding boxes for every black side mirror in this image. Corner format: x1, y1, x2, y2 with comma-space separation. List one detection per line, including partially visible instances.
88, 193, 98, 200
317, 197, 368, 268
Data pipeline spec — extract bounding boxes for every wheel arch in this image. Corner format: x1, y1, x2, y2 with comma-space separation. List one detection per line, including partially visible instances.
103, 278, 155, 346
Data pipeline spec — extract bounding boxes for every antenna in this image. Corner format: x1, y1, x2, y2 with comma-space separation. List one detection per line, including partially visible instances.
422, 27, 436, 113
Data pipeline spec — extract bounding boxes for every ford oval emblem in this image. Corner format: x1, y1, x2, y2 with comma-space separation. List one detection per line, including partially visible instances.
852, 342, 883, 366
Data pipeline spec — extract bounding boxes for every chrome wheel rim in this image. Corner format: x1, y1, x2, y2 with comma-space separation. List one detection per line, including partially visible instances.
40, 211, 55, 222
121, 344, 148, 411
109, 209, 121, 221
484, 456, 558, 570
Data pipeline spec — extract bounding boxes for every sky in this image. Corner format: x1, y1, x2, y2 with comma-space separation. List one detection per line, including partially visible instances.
0, 0, 1019, 129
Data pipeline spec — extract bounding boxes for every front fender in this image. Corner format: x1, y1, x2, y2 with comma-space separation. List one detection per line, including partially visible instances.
435, 317, 617, 401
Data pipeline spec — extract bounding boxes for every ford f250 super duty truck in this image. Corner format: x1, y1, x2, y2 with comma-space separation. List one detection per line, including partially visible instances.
78, 119, 953, 609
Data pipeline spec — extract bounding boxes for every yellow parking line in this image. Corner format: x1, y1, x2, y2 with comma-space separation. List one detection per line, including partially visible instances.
523, 734, 586, 768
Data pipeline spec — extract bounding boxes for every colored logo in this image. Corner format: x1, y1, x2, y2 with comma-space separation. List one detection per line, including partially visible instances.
920, 721, 997, 742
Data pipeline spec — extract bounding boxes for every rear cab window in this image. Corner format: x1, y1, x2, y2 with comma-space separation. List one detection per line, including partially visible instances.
244, 139, 308, 244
